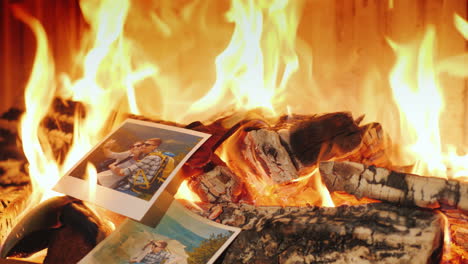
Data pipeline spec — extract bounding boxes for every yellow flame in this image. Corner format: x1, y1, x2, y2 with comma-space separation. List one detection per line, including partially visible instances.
454, 14, 468, 40
86, 162, 98, 202
388, 27, 446, 176
60, 0, 158, 173
438, 211, 453, 262
14, 0, 158, 205
175, 180, 201, 202
315, 173, 335, 207
189, 0, 301, 120
389, 22, 468, 179
12, 5, 61, 204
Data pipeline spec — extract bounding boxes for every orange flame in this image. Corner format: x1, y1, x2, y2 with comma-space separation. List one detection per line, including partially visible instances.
388, 15, 468, 180
189, 0, 301, 120
454, 14, 468, 41
388, 27, 446, 176
175, 180, 201, 203
13, 5, 61, 205
86, 162, 98, 202
439, 212, 453, 262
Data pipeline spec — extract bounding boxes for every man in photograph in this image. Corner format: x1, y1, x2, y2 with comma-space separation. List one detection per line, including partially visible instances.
97, 139, 144, 188
110, 138, 167, 193
130, 240, 179, 264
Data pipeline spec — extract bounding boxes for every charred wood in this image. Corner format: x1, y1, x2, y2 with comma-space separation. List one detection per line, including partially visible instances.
243, 128, 298, 183
202, 202, 443, 264
344, 122, 391, 168
319, 161, 468, 212
275, 112, 364, 169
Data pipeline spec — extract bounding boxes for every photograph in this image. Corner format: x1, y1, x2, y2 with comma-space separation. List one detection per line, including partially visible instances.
53, 119, 210, 220
78, 195, 241, 264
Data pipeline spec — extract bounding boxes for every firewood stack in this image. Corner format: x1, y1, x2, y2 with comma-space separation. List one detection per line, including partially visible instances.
184, 111, 392, 207
0, 103, 467, 263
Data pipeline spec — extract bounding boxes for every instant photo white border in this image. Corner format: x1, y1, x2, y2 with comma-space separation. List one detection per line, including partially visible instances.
53, 118, 211, 220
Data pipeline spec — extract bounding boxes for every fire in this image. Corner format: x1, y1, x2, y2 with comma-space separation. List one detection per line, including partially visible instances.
440, 211, 454, 262
14, 0, 324, 209
12, 5, 61, 206
454, 13, 468, 40
189, 0, 301, 120
388, 14, 468, 179
216, 122, 332, 207
13, 0, 157, 202
388, 27, 446, 176
86, 162, 98, 201
9, 0, 468, 238
175, 180, 201, 203
6, 0, 468, 261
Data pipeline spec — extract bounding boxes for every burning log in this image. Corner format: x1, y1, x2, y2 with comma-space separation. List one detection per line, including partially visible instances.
343, 122, 391, 168
274, 113, 389, 168
237, 112, 391, 182
189, 166, 245, 203
200, 112, 393, 205
319, 161, 468, 211
275, 112, 364, 169
196, 202, 444, 264
441, 208, 468, 263
243, 128, 299, 183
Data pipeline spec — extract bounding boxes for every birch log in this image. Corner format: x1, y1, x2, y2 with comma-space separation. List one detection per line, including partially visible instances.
319, 161, 468, 211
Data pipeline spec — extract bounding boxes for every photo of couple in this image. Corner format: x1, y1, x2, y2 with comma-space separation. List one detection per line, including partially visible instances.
53, 119, 210, 220
97, 137, 175, 200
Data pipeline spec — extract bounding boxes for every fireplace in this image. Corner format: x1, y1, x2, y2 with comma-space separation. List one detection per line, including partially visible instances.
0, 0, 467, 263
